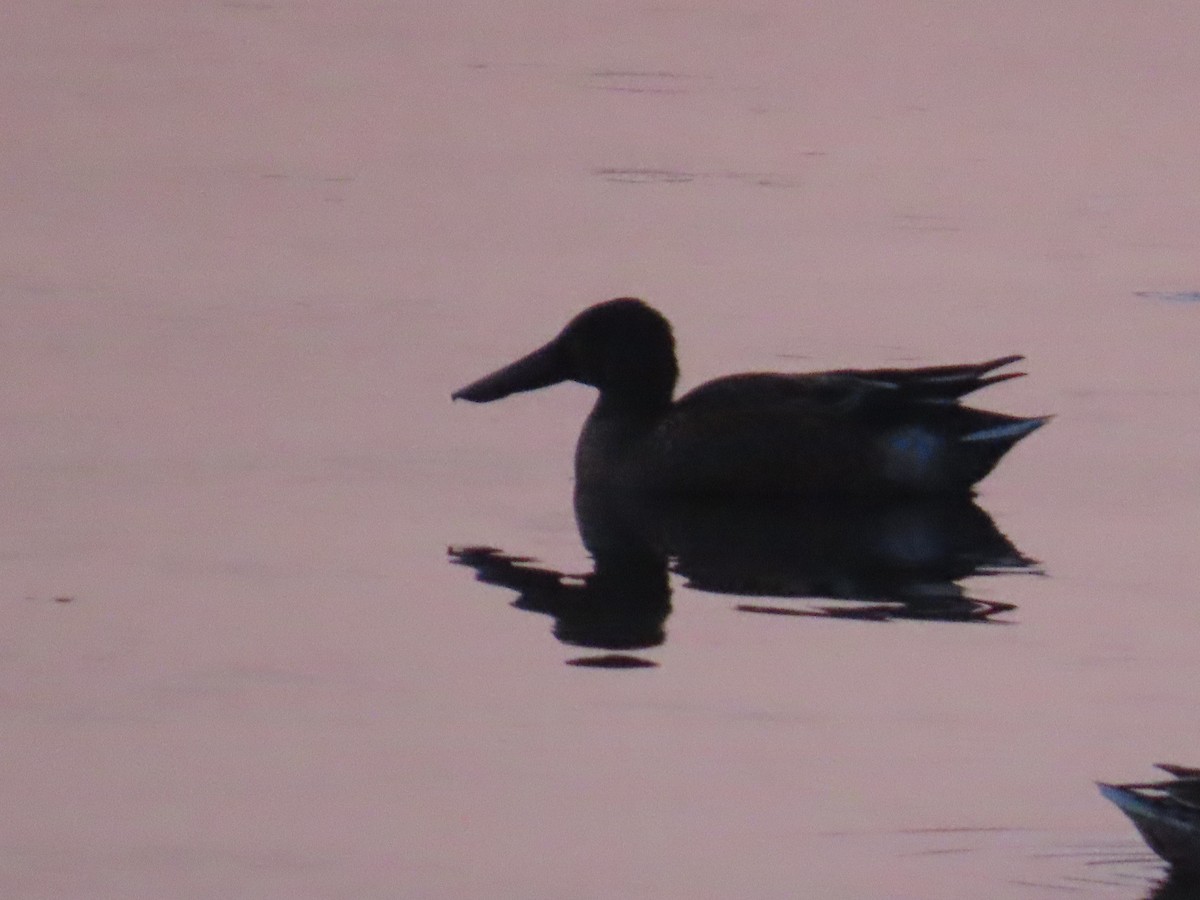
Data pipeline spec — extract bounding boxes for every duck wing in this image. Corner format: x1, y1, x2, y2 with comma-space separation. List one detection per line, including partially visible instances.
674, 355, 1026, 416
1159, 764, 1200, 781
651, 358, 1038, 494
831, 355, 1027, 403
673, 372, 887, 416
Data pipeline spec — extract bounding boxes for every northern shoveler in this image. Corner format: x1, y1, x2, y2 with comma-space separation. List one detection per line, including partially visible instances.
452, 298, 1049, 495
1099, 764, 1200, 876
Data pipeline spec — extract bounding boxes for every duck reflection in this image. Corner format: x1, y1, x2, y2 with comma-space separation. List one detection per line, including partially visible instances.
448, 538, 670, 667
449, 489, 1038, 665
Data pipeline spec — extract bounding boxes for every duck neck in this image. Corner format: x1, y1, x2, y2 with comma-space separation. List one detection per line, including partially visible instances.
575, 390, 669, 488
593, 385, 673, 417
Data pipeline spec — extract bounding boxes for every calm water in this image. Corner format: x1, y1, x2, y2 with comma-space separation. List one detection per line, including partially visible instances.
4, 3, 1200, 898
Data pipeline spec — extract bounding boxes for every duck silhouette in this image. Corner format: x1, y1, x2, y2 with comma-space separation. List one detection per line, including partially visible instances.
1099, 764, 1200, 878
453, 298, 1048, 495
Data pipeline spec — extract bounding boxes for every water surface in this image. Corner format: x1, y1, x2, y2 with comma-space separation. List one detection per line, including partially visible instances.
4, 2, 1200, 897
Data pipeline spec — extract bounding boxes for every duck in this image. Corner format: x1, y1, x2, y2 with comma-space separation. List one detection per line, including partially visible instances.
1098, 764, 1200, 876
452, 298, 1049, 495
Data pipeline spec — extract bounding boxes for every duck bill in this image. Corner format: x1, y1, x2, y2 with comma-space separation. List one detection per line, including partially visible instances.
452, 339, 570, 403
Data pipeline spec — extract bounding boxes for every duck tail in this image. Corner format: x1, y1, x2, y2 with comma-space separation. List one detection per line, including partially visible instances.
961, 414, 1052, 446
1097, 782, 1160, 823
954, 412, 1051, 485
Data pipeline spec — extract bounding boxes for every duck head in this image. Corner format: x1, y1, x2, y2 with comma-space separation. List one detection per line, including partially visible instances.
452, 298, 679, 409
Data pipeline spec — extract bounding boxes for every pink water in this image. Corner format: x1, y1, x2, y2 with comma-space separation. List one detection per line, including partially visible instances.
4, 2, 1200, 897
